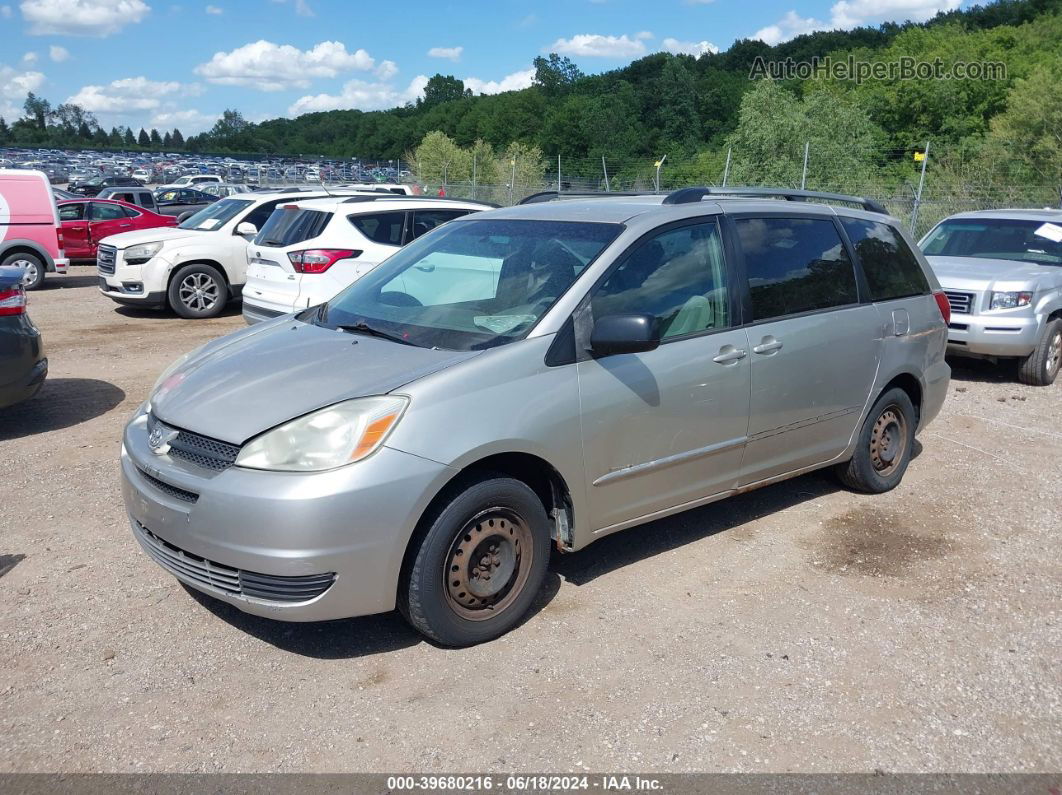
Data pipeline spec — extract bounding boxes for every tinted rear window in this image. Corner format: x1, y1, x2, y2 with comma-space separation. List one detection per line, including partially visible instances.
349, 211, 406, 245
842, 218, 929, 301
736, 217, 858, 321
255, 208, 333, 247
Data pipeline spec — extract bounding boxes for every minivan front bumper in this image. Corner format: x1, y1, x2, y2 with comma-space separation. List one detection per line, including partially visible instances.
121, 408, 454, 621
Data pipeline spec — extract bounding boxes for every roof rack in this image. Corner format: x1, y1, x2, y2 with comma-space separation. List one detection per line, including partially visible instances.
518, 190, 658, 205
338, 194, 499, 208
662, 187, 888, 215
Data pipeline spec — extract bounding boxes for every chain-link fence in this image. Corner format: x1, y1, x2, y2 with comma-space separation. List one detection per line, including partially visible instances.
411, 144, 1062, 239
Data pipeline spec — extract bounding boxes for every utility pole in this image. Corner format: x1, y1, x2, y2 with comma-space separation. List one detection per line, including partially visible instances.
557, 154, 561, 193
722, 147, 732, 187
602, 156, 610, 192
800, 142, 809, 190
910, 141, 930, 236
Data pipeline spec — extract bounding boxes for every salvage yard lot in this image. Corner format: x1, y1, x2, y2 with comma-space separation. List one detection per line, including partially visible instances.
1, 269, 1059, 773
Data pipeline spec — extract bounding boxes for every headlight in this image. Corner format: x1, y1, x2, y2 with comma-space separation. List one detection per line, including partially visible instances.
235, 396, 408, 472
125, 242, 163, 265
990, 291, 1032, 310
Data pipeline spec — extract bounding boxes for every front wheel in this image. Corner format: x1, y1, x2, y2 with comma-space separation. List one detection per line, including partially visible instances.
1017, 319, 1061, 386
168, 263, 227, 319
400, 475, 551, 646
835, 387, 917, 494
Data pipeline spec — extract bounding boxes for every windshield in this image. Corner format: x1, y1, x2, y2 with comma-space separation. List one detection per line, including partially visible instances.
319, 218, 621, 351
922, 219, 1062, 266
178, 198, 254, 231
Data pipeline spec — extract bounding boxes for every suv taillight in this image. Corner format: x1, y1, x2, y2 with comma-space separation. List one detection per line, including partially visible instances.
933, 290, 951, 325
287, 249, 360, 274
0, 286, 27, 316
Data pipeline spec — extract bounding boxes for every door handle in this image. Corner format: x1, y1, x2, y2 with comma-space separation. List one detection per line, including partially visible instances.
712, 347, 747, 364
752, 338, 783, 355
119, 223, 131, 228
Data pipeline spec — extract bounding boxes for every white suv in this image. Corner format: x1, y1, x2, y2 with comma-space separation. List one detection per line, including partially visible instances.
97, 190, 357, 318
156, 174, 224, 191
242, 196, 488, 323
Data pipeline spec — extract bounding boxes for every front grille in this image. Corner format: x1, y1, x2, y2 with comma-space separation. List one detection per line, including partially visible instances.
137, 468, 199, 503
943, 290, 974, 315
135, 522, 335, 602
97, 244, 117, 275
148, 414, 240, 471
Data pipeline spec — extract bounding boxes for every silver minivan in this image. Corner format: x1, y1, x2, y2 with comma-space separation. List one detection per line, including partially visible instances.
122, 188, 951, 646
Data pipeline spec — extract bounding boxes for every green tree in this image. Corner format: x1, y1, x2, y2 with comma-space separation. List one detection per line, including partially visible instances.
420, 75, 467, 109
171, 128, 185, 149
984, 59, 1062, 185
162, 131, 172, 148
411, 130, 471, 186
149, 128, 162, 147
23, 92, 51, 130
532, 53, 583, 97
0, 117, 10, 144
124, 128, 136, 147
137, 128, 150, 147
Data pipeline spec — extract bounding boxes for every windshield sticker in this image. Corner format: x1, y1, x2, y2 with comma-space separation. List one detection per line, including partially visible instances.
473, 314, 537, 334
1033, 222, 1062, 243
197, 218, 222, 230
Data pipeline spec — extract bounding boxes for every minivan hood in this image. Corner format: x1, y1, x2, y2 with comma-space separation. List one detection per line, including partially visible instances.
926, 255, 1051, 289
102, 226, 203, 249
151, 318, 479, 444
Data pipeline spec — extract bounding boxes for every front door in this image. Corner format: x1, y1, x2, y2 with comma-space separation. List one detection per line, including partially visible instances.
730, 215, 882, 484
59, 202, 91, 258
576, 219, 751, 533
87, 202, 133, 255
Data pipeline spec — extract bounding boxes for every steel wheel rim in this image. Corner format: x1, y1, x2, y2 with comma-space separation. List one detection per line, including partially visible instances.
870, 405, 907, 476
1047, 331, 1062, 377
444, 508, 533, 621
178, 273, 219, 312
14, 259, 38, 286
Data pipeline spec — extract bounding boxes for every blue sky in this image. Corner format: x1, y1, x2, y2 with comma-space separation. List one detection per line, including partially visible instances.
0, 0, 967, 135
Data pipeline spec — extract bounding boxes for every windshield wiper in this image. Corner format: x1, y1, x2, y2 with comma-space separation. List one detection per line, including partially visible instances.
335, 320, 415, 346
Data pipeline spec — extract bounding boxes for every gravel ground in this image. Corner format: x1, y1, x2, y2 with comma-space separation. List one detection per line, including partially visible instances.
1, 268, 1059, 773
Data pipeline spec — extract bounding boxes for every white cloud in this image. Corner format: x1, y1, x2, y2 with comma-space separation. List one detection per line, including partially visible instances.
289, 75, 428, 115
463, 68, 534, 95
1, 64, 46, 102
548, 33, 650, 58
270, 0, 312, 15
195, 40, 379, 91
427, 46, 463, 62
49, 44, 70, 61
205, 3, 221, 12
150, 108, 216, 134
67, 76, 187, 112
662, 37, 719, 56
374, 59, 398, 80
754, 0, 960, 45
20, 0, 150, 36
23, 51, 39, 64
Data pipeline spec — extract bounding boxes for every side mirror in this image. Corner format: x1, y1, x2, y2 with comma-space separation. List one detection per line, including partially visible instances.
235, 222, 257, 238
590, 313, 659, 357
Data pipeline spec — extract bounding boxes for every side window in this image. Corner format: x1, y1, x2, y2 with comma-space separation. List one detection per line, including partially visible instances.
410, 209, 470, 240
89, 202, 127, 221
736, 217, 857, 321
241, 201, 281, 232
591, 221, 730, 340
349, 211, 407, 246
159, 190, 178, 202
122, 205, 142, 219
59, 203, 85, 221
841, 218, 930, 301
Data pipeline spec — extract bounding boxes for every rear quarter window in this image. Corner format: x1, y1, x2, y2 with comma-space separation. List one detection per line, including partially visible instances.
255, 208, 334, 247
348, 211, 406, 246
841, 218, 929, 301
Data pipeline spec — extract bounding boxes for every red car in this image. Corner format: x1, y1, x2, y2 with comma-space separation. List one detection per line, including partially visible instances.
58, 199, 178, 261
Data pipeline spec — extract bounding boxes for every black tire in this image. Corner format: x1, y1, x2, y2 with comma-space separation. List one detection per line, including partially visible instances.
1017, 319, 1061, 387
399, 475, 551, 647
835, 387, 917, 494
2, 252, 46, 291
167, 263, 227, 319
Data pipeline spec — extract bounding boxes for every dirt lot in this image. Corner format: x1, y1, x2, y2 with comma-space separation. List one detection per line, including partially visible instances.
1, 268, 1059, 773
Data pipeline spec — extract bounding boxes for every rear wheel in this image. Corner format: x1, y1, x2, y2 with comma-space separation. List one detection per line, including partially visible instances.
1017, 319, 1061, 386
2, 252, 45, 291
835, 387, 916, 494
400, 475, 550, 646
168, 263, 227, 319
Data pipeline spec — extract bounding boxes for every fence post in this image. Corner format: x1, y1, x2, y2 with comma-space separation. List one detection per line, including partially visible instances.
602, 156, 610, 192
508, 158, 516, 206
910, 140, 930, 236
472, 152, 477, 200
722, 147, 732, 187
800, 142, 809, 190
557, 154, 561, 193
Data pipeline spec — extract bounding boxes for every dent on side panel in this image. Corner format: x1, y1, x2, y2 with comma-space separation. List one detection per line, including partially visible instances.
385, 335, 591, 544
